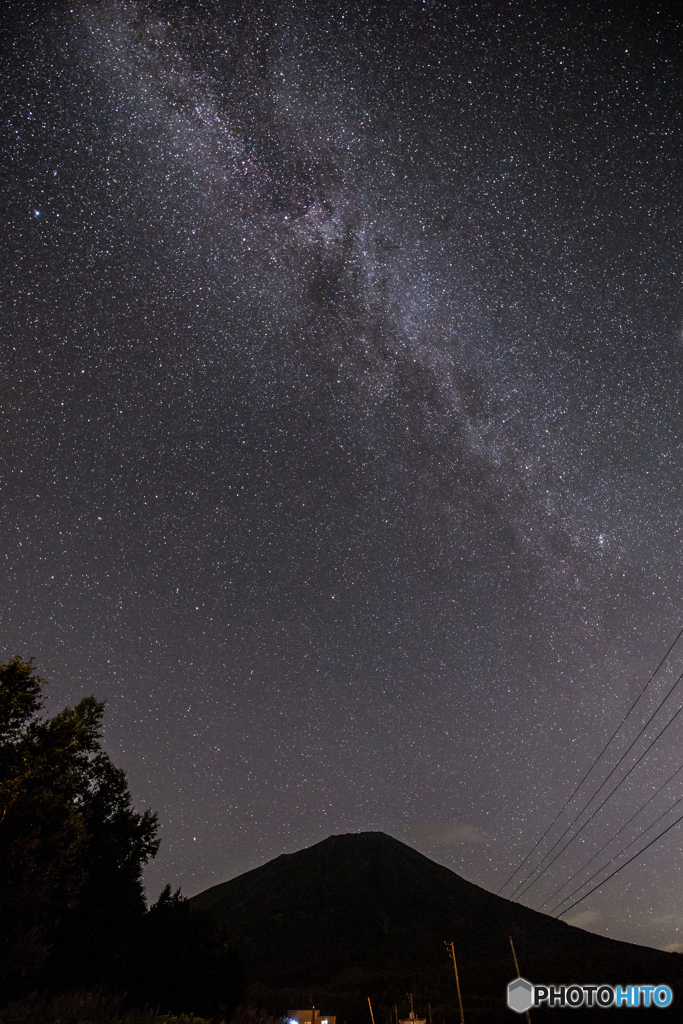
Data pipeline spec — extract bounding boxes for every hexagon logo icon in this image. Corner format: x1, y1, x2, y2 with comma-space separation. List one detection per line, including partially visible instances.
507, 977, 534, 1013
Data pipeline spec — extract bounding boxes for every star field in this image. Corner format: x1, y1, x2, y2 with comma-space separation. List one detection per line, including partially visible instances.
2, 1, 683, 950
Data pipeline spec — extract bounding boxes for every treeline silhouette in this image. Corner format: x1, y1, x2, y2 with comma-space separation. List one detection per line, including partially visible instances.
0, 658, 243, 1022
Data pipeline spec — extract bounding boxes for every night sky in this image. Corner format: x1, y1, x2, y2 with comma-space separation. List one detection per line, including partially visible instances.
3, 1, 683, 952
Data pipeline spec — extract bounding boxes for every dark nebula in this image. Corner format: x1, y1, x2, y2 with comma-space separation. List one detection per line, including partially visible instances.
2, 1, 683, 949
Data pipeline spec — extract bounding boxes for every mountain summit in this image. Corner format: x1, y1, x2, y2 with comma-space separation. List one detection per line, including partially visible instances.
189, 832, 683, 1021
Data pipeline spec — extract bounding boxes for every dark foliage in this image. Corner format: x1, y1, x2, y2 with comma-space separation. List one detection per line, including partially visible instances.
131, 886, 244, 1019
0, 655, 244, 1018
45, 753, 160, 993
0, 988, 213, 1024
0, 656, 159, 1000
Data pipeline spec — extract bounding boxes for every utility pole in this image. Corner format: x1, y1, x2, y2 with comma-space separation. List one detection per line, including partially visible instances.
509, 936, 531, 1024
444, 941, 464, 1024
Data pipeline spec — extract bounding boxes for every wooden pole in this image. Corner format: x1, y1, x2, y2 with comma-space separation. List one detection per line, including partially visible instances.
445, 941, 464, 1023
368, 997, 376, 1024
428, 1002, 432, 1024
509, 936, 531, 1024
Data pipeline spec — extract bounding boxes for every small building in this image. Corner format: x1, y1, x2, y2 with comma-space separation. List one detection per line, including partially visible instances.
399, 1013, 425, 1024
290, 1011, 336, 1024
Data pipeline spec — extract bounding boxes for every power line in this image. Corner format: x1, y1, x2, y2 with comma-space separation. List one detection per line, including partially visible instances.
548, 789, 683, 917
497, 623, 683, 896
553, 810, 683, 922
509, 665, 683, 901
514, 683, 683, 903
539, 761, 683, 910
510, 665, 683, 898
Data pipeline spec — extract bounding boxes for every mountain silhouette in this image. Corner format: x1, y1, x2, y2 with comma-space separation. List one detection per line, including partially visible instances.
189, 832, 683, 1021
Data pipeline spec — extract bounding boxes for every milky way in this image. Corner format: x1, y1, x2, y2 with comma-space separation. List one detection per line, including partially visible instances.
2, 1, 683, 950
